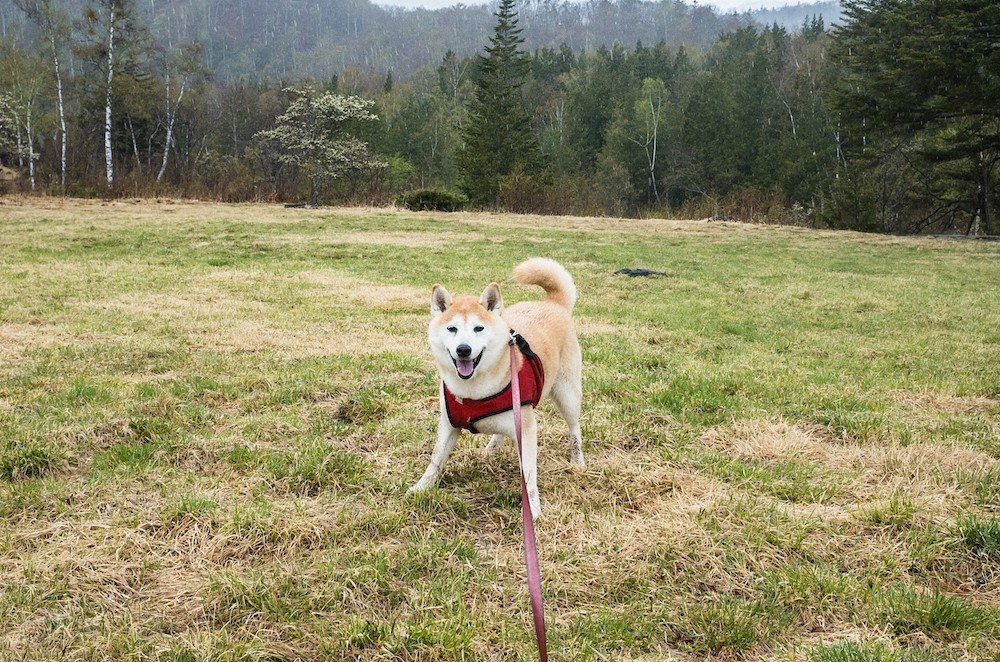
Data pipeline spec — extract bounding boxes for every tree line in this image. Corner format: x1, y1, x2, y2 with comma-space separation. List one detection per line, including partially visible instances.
0, 0, 996, 235
0, 0, 835, 81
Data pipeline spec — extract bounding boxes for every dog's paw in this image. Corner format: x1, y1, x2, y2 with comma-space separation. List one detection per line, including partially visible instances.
528, 491, 543, 520
485, 434, 507, 456
407, 482, 430, 494
569, 451, 586, 469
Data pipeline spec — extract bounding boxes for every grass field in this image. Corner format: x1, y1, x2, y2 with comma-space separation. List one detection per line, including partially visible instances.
0, 198, 998, 661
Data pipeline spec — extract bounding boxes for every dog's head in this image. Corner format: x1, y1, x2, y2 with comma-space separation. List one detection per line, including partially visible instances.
428, 282, 507, 382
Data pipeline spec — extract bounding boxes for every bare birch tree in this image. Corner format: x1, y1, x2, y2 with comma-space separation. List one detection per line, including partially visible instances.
79, 0, 124, 186
14, 0, 69, 189
628, 77, 666, 203
157, 42, 203, 182
79, 0, 148, 188
0, 46, 45, 189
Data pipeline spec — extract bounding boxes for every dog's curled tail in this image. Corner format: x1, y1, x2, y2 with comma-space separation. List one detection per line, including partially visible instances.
514, 258, 576, 311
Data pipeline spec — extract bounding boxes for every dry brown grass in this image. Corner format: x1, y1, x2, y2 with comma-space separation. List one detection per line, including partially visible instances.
702, 420, 998, 515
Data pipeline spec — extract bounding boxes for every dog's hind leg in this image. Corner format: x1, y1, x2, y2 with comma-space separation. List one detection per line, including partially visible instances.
485, 434, 507, 455
550, 353, 584, 468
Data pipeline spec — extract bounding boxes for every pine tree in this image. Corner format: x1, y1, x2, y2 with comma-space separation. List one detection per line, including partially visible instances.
832, 0, 1000, 235
458, 0, 545, 205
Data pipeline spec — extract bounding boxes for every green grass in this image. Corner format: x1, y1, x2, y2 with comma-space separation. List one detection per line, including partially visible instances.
808, 641, 938, 662
873, 585, 995, 641
0, 198, 998, 659
954, 515, 1000, 557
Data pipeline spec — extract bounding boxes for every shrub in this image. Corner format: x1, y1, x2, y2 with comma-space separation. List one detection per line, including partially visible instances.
396, 188, 468, 212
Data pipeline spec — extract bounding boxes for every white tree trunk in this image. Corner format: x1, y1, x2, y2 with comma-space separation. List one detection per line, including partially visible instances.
157, 77, 185, 182
648, 97, 659, 203
25, 101, 35, 190
127, 114, 141, 172
14, 109, 23, 168
780, 94, 797, 138
104, 5, 116, 186
50, 32, 67, 189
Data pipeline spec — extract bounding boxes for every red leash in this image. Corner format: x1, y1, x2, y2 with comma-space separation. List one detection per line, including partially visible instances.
509, 334, 548, 661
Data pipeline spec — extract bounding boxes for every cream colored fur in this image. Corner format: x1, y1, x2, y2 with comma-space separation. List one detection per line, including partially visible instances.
411, 258, 584, 519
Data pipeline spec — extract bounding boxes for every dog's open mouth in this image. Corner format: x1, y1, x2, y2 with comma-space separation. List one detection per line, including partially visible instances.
453, 350, 484, 379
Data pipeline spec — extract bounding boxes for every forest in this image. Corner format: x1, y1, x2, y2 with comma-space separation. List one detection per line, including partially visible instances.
0, 0, 996, 235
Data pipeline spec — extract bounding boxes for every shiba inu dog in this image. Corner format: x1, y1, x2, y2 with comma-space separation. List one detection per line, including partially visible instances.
410, 258, 584, 519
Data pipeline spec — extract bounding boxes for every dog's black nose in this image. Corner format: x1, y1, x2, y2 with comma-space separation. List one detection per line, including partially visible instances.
456, 344, 472, 358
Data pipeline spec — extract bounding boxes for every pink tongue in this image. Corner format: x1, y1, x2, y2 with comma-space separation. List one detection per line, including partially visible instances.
456, 358, 475, 377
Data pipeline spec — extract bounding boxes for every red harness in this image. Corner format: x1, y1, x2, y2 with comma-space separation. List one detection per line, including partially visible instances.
443, 333, 544, 433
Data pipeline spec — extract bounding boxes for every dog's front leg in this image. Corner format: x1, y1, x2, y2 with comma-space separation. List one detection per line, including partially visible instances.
516, 407, 542, 520
410, 410, 460, 492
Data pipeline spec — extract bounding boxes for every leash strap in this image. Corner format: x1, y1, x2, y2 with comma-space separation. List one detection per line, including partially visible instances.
509, 333, 548, 662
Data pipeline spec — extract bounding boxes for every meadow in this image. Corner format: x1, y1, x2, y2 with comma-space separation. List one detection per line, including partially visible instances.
0, 198, 998, 660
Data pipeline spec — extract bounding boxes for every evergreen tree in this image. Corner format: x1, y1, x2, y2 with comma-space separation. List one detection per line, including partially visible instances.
458, 0, 545, 205
832, 0, 1000, 235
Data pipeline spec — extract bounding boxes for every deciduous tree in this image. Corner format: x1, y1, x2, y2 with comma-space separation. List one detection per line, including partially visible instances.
78, 0, 147, 186
14, 0, 70, 189
253, 86, 384, 206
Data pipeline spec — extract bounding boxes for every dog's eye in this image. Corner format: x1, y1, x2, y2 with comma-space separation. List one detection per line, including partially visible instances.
446, 326, 457, 333
473, 326, 484, 333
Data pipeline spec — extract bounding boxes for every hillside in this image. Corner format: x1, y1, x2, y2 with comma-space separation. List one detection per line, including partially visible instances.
0, 0, 841, 79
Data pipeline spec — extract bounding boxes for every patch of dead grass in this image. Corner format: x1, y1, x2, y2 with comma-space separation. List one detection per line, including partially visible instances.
574, 317, 628, 336
87, 271, 430, 357
198, 320, 416, 357
96, 286, 251, 318
295, 270, 428, 307
0, 322, 127, 366
700, 419, 999, 518
278, 230, 484, 248
895, 390, 999, 416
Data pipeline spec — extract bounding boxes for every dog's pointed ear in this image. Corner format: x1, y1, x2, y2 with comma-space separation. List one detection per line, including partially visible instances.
431, 284, 452, 316
480, 282, 503, 314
